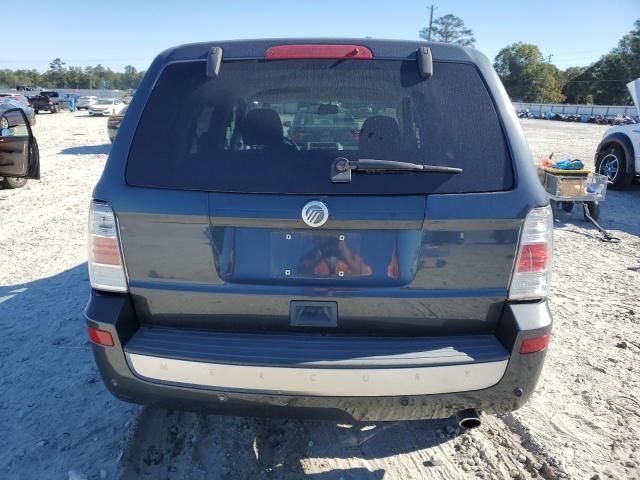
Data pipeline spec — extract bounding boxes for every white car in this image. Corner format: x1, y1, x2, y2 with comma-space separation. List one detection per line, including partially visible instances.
88, 98, 126, 117
76, 95, 98, 110
595, 79, 640, 189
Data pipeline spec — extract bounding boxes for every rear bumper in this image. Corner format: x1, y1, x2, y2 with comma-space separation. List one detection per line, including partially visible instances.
85, 292, 552, 421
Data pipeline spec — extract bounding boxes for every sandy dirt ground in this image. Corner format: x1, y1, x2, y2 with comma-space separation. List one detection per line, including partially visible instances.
1, 115, 639, 480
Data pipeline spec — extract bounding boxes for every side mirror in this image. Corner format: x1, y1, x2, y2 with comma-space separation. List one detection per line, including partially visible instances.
0, 108, 39, 180
282, 120, 292, 128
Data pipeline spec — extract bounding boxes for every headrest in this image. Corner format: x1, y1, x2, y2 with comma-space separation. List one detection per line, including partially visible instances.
359, 115, 401, 158
241, 108, 283, 147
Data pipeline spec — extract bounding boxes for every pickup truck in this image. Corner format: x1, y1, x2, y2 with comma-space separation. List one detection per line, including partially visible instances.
28, 91, 71, 114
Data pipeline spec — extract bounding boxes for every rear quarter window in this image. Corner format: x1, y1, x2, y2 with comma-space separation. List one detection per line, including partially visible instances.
126, 59, 513, 195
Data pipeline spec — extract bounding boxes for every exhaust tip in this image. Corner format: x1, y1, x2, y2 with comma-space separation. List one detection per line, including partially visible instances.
456, 409, 481, 429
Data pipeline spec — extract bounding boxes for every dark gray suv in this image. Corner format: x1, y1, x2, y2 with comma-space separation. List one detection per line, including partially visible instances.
85, 39, 553, 424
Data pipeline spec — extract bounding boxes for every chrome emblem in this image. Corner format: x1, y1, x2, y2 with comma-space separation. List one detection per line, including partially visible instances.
301, 201, 329, 228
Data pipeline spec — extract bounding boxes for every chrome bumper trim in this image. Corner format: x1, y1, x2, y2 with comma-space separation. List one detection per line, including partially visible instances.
126, 353, 508, 397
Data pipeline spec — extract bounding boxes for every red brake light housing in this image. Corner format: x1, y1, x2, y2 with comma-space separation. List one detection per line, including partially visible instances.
265, 44, 373, 60
516, 243, 548, 273
88, 201, 128, 292
509, 206, 553, 300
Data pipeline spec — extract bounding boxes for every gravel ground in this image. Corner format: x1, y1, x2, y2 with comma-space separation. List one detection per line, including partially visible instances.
1, 114, 639, 480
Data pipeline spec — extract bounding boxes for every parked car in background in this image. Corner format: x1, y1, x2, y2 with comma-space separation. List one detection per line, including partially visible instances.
29, 91, 70, 113
0, 99, 36, 126
0, 107, 40, 188
86, 39, 553, 425
288, 105, 360, 150
0, 93, 31, 106
77, 95, 98, 110
15, 85, 42, 92
107, 105, 128, 142
89, 98, 125, 117
595, 78, 640, 189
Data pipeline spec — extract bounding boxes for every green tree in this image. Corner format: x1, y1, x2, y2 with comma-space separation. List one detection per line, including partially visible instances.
563, 19, 639, 104
65, 66, 84, 89
494, 43, 564, 103
43, 58, 67, 88
420, 14, 475, 47
121, 65, 138, 89
0, 60, 145, 92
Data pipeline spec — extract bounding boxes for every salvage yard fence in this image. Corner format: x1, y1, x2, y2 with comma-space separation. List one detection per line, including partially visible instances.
513, 102, 638, 117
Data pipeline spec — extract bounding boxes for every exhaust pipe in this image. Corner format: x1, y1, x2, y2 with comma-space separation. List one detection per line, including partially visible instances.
456, 409, 481, 429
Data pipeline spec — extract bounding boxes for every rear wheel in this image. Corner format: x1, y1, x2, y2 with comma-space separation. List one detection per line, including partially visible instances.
0, 177, 28, 189
596, 145, 632, 190
560, 201, 574, 213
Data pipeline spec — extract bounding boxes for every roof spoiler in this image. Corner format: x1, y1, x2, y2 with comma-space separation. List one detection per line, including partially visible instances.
417, 47, 433, 79
206, 47, 223, 78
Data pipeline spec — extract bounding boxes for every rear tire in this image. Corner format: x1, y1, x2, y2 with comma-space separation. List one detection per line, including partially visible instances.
0, 177, 28, 189
596, 144, 632, 190
560, 202, 574, 213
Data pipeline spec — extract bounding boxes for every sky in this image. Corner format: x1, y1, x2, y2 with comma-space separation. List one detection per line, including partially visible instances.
3, 0, 639, 73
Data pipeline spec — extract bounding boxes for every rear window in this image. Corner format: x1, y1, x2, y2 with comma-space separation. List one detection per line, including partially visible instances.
127, 59, 513, 194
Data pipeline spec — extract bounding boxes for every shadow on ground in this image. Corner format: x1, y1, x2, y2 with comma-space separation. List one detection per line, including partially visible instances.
1, 267, 461, 479
0, 264, 134, 479
119, 408, 457, 479
59, 143, 111, 155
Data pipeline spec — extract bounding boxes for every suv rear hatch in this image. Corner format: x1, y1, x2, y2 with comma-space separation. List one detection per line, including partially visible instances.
117, 44, 521, 335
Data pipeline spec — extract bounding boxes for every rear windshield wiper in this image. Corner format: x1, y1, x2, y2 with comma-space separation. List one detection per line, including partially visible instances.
331, 157, 462, 183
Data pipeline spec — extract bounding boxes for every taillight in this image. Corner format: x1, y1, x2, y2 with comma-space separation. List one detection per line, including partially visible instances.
509, 206, 553, 300
48, 99, 53, 104
88, 201, 128, 292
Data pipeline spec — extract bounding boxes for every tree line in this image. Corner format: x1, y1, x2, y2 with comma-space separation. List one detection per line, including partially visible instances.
422, 14, 639, 105
0, 58, 145, 91
494, 19, 640, 105
1, 15, 638, 105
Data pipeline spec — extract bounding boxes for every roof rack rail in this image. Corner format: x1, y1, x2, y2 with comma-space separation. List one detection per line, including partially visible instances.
417, 47, 433, 79
206, 47, 223, 78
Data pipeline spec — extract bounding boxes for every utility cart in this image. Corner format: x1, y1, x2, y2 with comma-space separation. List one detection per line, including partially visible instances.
538, 167, 608, 220
538, 166, 617, 241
